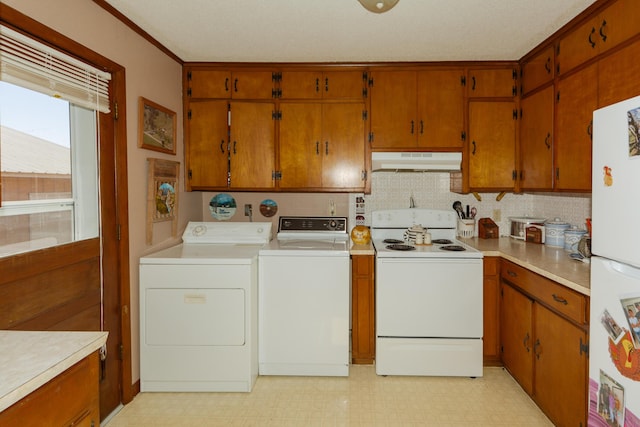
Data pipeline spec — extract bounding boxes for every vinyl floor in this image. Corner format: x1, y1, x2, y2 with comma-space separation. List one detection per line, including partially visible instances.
104, 366, 554, 426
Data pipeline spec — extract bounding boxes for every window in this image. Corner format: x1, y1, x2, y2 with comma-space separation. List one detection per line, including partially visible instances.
0, 81, 99, 257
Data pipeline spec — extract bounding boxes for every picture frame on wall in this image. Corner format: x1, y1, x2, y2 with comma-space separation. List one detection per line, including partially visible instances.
146, 158, 180, 244
138, 97, 176, 155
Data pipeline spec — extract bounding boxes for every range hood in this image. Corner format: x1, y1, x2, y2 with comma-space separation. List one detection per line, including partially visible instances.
371, 152, 462, 172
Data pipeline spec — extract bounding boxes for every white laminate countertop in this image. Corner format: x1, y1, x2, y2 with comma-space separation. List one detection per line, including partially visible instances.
0, 330, 108, 413
462, 237, 591, 296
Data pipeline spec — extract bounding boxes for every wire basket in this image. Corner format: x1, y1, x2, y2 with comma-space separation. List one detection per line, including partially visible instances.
457, 219, 475, 238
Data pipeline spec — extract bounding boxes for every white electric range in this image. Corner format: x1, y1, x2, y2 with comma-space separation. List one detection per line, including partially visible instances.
371, 209, 484, 377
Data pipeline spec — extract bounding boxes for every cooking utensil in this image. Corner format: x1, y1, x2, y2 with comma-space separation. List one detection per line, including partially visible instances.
452, 201, 464, 219
470, 207, 477, 218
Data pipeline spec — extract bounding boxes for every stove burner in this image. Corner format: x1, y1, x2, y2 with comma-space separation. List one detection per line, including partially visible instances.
439, 245, 466, 251
386, 244, 416, 251
432, 239, 453, 244
383, 238, 404, 244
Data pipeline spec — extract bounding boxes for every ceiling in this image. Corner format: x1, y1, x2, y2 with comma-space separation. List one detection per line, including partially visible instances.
103, 0, 597, 63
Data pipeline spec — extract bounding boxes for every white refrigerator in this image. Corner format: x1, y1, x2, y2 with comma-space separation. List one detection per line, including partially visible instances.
589, 95, 640, 426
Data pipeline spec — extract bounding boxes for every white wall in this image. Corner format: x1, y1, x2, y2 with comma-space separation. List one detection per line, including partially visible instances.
4, 0, 202, 383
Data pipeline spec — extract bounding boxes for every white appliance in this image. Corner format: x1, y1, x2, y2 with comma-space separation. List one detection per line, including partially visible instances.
139, 221, 272, 392
258, 216, 350, 376
589, 96, 640, 425
371, 209, 484, 377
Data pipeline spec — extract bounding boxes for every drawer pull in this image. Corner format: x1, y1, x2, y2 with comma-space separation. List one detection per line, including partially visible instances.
507, 270, 517, 277
523, 332, 530, 352
534, 339, 541, 360
552, 294, 568, 305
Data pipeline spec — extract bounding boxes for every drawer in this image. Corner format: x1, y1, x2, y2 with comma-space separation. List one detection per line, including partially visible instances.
501, 259, 587, 325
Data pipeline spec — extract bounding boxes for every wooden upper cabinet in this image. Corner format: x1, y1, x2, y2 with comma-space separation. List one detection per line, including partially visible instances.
228, 101, 276, 189
186, 100, 230, 190
555, 63, 598, 192
370, 69, 464, 149
467, 68, 517, 98
598, 38, 640, 108
519, 86, 554, 191
278, 102, 366, 190
280, 70, 366, 100
187, 68, 276, 99
468, 100, 517, 190
557, 0, 640, 75
521, 45, 554, 95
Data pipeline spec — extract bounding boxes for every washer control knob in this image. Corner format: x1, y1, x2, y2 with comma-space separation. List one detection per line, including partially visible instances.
329, 220, 337, 229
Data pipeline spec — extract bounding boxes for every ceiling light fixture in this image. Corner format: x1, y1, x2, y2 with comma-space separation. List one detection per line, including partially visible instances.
358, 0, 399, 14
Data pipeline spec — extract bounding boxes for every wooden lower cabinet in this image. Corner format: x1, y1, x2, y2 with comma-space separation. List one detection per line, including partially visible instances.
500, 259, 588, 427
0, 352, 100, 426
483, 257, 501, 365
351, 254, 375, 364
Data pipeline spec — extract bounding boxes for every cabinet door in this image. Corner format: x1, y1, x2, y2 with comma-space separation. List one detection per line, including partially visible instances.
483, 257, 500, 365
468, 101, 516, 190
467, 68, 516, 98
520, 86, 554, 191
598, 38, 640, 108
186, 101, 229, 189
278, 103, 323, 188
229, 102, 275, 189
521, 46, 554, 95
230, 71, 275, 99
370, 71, 417, 148
351, 255, 375, 364
322, 103, 366, 189
533, 304, 587, 427
279, 71, 322, 99
558, 0, 640, 75
324, 71, 366, 99
500, 283, 534, 395
555, 63, 597, 191
417, 69, 464, 149
188, 70, 232, 98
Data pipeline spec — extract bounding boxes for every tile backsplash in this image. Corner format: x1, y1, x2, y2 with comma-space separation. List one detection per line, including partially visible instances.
357, 171, 591, 236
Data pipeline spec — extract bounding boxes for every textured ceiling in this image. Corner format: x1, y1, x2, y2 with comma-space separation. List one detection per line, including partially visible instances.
104, 0, 597, 63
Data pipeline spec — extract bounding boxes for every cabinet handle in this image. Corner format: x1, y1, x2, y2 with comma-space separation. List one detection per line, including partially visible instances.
410, 120, 415, 135
224, 78, 229, 92
220, 140, 225, 153
544, 57, 551, 74
420, 120, 424, 135
234, 78, 238, 93
316, 141, 320, 155
544, 132, 551, 149
588, 27, 596, 48
523, 332, 530, 352
552, 293, 568, 305
315, 78, 320, 93
471, 140, 477, 155
599, 19, 607, 42
233, 141, 237, 154
325, 77, 329, 92
325, 141, 329, 155
587, 120, 593, 140
471, 76, 476, 91
507, 269, 517, 277
534, 338, 541, 360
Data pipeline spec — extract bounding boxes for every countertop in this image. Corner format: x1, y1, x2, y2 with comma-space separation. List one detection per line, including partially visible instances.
463, 237, 591, 296
0, 330, 108, 413
350, 242, 375, 256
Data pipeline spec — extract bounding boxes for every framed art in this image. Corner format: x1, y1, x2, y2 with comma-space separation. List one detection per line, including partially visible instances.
139, 97, 176, 155
146, 158, 180, 244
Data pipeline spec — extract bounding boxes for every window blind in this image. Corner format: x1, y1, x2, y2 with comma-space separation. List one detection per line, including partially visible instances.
0, 25, 111, 113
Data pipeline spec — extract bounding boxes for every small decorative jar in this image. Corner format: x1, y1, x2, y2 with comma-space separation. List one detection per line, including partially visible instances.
564, 228, 587, 252
350, 225, 371, 245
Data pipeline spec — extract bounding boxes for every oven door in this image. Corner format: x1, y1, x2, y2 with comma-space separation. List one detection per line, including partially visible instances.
376, 257, 483, 338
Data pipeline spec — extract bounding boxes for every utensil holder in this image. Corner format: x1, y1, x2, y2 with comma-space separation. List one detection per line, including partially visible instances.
458, 219, 475, 238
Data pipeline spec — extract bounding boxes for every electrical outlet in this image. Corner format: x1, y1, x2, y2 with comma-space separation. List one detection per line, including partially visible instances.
244, 204, 252, 216
493, 209, 501, 222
